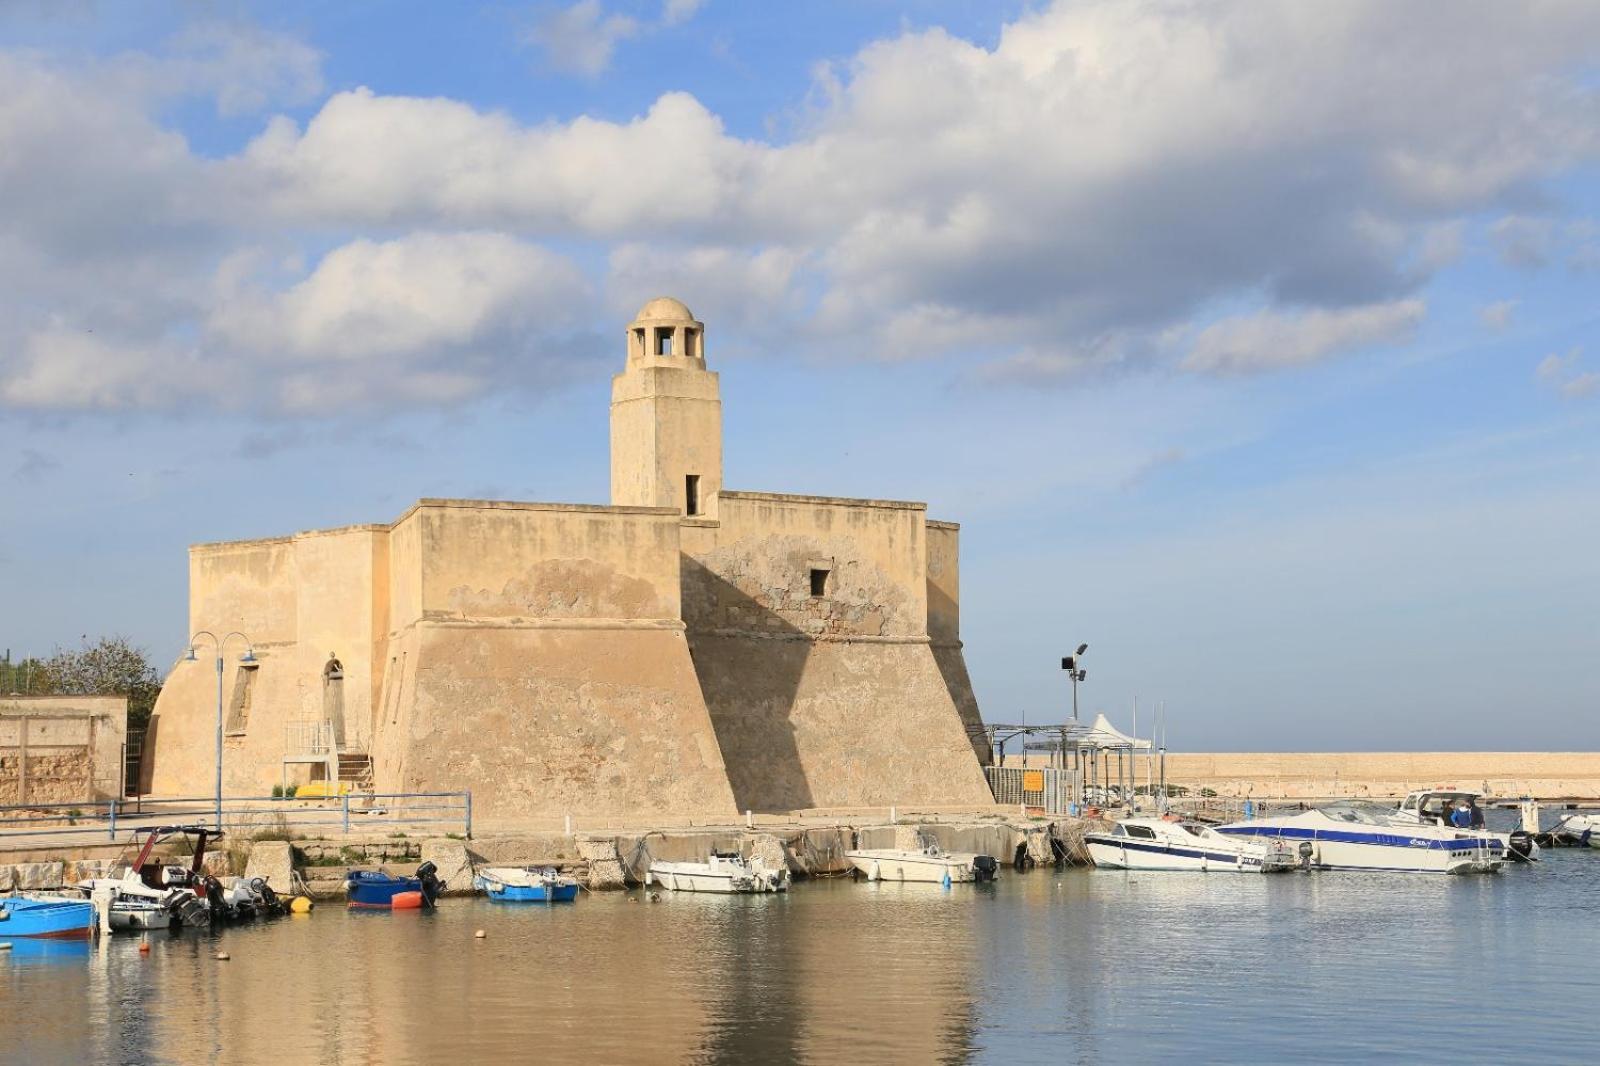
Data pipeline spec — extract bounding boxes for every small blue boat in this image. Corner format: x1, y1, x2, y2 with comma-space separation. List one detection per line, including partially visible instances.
0, 897, 96, 938
473, 866, 580, 903
347, 862, 444, 909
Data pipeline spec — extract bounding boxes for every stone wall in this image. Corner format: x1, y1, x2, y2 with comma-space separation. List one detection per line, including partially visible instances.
1163, 751, 1600, 799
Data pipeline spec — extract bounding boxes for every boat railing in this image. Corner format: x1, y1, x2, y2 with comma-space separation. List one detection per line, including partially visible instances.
0, 790, 473, 852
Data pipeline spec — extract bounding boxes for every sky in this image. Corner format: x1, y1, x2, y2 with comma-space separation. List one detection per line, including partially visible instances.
1, 1, 1596, 752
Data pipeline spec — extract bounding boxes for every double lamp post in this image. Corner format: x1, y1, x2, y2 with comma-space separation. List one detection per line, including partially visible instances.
183, 630, 255, 831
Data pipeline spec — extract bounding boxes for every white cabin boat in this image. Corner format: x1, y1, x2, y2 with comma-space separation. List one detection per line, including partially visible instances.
1216, 801, 1506, 874
649, 852, 788, 893
845, 840, 999, 884
1085, 817, 1296, 872
1392, 788, 1538, 861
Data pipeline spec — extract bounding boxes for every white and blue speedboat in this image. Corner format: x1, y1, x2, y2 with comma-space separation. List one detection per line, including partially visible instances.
1216, 801, 1505, 874
1086, 817, 1297, 872
473, 866, 580, 903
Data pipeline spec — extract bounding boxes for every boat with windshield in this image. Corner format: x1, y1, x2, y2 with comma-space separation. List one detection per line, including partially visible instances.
1392, 788, 1538, 861
1085, 817, 1297, 872
1216, 801, 1505, 873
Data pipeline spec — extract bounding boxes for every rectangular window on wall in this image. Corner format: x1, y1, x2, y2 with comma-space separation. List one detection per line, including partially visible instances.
810, 568, 830, 597
224, 664, 258, 734
685, 474, 701, 516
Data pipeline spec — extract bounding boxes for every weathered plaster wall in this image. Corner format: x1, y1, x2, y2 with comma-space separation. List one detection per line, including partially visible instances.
150, 528, 388, 796
0, 696, 127, 802
682, 492, 991, 812
610, 364, 722, 518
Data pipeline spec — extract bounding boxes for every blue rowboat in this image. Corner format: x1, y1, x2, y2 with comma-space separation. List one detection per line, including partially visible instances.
473, 867, 580, 903
347, 862, 444, 909
0, 897, 96, 938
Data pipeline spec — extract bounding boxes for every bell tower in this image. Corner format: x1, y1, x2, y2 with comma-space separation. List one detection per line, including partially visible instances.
610, 297, 722, 518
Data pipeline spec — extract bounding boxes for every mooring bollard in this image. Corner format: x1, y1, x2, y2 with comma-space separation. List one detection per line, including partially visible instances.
746, 809, 753, 828
342, 791, 351, 834
108, 798, 117, 841
889, 805, 897, 823
565, 813, 573, 835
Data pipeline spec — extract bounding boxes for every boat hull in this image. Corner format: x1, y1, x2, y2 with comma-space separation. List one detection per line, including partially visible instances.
845, 850, 983, 884
1218, 826, 1505, 873
649, 861, 786, 893
0, 898, 96, 938
484, 882, 580, 903
347, 873, 424, 908
1084, 837, 1289, 872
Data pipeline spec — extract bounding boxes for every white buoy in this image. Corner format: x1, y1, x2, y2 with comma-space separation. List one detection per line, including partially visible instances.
214, 951, 230, 961
475, 929, 486, 939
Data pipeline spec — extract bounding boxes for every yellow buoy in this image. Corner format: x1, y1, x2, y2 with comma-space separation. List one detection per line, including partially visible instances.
290, 897, 314, 914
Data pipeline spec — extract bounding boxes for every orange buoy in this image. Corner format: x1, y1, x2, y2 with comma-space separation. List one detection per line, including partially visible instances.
138, 942, 151, 954
391, 890, 425, 910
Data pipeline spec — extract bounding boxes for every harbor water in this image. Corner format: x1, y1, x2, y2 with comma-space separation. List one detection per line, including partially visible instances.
5, 846, 1598, 1064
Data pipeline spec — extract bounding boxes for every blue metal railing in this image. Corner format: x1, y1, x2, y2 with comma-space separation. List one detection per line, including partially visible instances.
0, 791, 471, 848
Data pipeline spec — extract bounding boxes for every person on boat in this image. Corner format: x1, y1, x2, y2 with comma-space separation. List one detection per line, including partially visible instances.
1469, 800, 1486, 829
1450, 802, 1473, 829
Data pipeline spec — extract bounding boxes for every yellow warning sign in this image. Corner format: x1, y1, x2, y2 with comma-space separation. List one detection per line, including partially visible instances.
1022, 770, 1044, 792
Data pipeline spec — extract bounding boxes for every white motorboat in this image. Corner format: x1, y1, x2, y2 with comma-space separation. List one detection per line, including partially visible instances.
845, 838, 999, 884
649, 851, 788, 893
77, 825, 285, 929
1392, 788, 1539, 861
1085, 817, 1297, 872
1216, 801, 1506, 874
1548, 812, 1600, 846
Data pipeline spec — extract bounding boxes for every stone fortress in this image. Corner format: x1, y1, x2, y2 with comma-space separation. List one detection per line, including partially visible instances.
148, 299, 994, 819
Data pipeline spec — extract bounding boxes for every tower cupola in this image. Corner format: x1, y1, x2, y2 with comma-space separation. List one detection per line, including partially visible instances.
610, 297, 722, 518
627, 297, 705, 367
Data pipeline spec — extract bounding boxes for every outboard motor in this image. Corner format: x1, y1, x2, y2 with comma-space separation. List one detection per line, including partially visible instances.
203, 876, 229, 923
1507, 831, 1539, 862
251, 876, 284, 915
1048, 835, 1071, 869
1297, 841, 1315, 870
1012, 842, 1033, 871
416, 861, 444, 909
971, 854, 999, 883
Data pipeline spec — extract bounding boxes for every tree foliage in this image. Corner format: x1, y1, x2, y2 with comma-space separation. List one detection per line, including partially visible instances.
8, 636, 163, 730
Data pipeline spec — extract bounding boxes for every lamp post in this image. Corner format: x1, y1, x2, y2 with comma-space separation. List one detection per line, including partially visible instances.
185, 631, 255, 831
1061, 642, 1088, 720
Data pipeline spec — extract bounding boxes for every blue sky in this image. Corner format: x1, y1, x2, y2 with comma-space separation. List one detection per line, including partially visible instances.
1, 1, 1596, 751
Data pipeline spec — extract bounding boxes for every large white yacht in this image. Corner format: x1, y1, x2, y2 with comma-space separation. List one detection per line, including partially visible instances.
1216, 801, 1506, 874
1085, 817, 1297, 872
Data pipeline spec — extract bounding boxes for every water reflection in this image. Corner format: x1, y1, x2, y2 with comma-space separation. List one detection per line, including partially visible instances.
5, 853, 1600, 1064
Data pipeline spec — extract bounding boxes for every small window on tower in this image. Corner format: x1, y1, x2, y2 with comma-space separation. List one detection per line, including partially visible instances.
684, 328, 698, 358
810, 568, 830, 597
656, 328, 674, 356
685, 474, 701, 516
633, 327, 646, 355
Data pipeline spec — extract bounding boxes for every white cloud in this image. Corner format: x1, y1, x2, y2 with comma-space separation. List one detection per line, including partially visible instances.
1182, 300, 1425, 375
1536, 346, 1598, 399
4, 2, 1600, 413
1479, 300, 1517, 331
662, 0, 704, 27
523, 1, 640, 77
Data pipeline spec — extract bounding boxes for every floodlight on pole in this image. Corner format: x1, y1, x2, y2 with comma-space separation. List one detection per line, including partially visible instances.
1061, 643, 1088, 721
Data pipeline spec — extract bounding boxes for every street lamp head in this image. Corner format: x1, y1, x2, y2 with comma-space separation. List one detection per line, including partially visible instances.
239, 648, 257, 664
1077, 643, 1089, 656
183, 646, 198, 663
